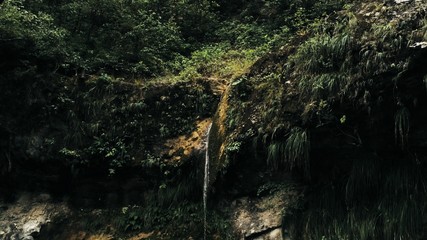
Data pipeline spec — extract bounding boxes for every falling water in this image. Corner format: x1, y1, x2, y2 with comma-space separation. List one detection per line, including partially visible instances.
203, 123, 212, 240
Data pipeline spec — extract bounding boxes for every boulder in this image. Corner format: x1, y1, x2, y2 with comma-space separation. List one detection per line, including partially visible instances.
0, 193, 69, 240
231, 188, 299, 240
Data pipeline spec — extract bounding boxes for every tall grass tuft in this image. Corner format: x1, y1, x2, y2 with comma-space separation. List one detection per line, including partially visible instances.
291, 33, 354, 100
267, 127, 310, 176
285, 127, 310, 175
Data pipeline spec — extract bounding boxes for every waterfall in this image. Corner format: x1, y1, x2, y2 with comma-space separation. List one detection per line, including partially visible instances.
203, 123, 212, 240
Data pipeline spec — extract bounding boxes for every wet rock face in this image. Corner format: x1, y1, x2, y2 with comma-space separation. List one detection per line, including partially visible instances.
231, 188, 300, 240
0, 193, 69, 240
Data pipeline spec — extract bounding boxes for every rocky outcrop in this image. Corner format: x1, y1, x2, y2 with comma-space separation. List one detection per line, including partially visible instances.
0, 193, 69, 240
231, 187, 300, 240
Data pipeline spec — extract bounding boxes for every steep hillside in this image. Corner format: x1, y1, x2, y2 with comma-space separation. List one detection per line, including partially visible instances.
1, 0, 427, 239
208, 0, 427, 239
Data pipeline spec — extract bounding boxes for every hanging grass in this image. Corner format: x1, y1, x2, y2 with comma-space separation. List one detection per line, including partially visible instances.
267, 141, 285, 170
290, 31, 355, 100
285, 127, 310, 174
267, 127, 310, 175
292, 33, 353, 74
394, 106, 410, 149
291, 159, 427, 240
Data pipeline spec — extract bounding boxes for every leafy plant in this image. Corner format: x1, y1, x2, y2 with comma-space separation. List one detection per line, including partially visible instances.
89, 135, 130, 175
226, 141, 241, 154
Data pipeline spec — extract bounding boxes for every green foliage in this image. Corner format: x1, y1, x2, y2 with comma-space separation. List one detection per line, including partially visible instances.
45, 74, 216, 176
358, 22, 403, 76
3, 0, 190, 76
226, 141, 241, 154
0, 0, 349, 85
3, 1, 426, 239
339, 115, 346, 124
0, 0, 67, 120
0, 0, 67, 61
0, 0, 348, 90
295, 35, 337, 72
163, 0, 219, 44
215, 21, 290, 49
57, 0, 185, 75
178, 43, 260, 81
90, 135, 130, 176
292, 33, 353, 99
59, 147, 84, 172
217, 0, 344, 31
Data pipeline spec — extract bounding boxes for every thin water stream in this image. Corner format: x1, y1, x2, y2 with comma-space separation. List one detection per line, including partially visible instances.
203, 123, 212, 240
